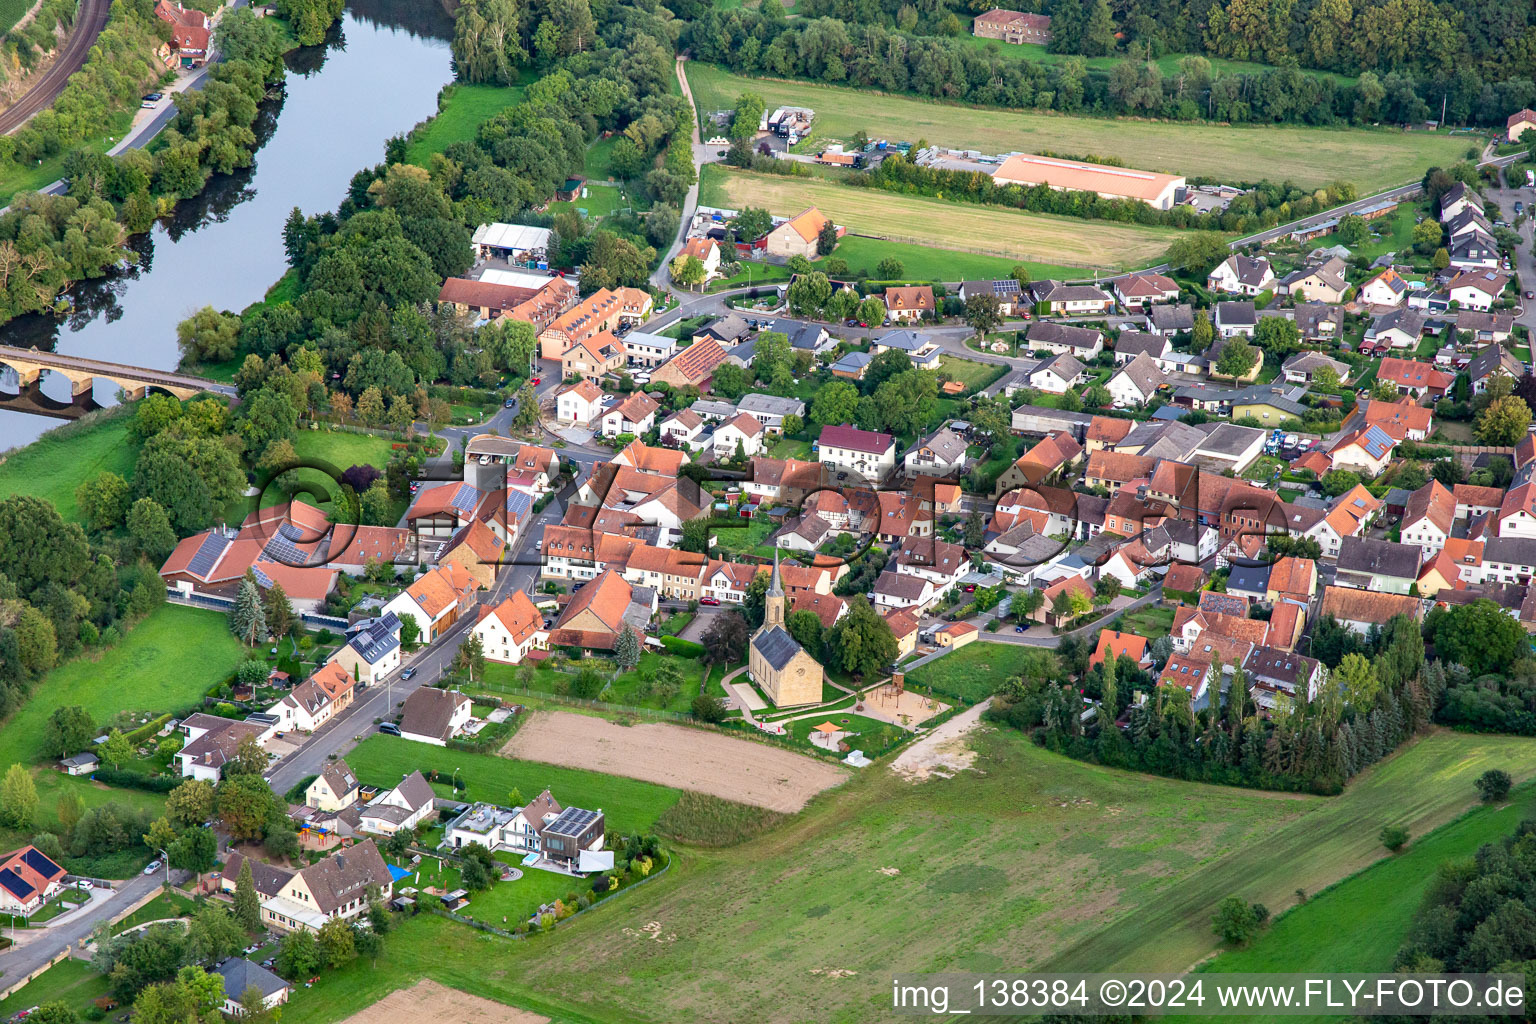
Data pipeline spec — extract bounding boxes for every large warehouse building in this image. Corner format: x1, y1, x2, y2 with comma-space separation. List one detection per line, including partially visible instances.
991, 154, 1185, 211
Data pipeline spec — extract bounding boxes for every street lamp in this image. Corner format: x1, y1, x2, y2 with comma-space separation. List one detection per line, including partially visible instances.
451, 767, 462, 796
158, 849, 170, 890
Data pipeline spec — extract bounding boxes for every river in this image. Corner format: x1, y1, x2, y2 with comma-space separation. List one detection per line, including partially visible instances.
0, 0, 457, 447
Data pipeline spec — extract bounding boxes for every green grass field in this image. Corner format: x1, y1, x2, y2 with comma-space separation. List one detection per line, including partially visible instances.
906, 640, 1054, 703
405, 82, 528, 166
291, 429, 398, 474
0, 603, 242, 769
0, 408, 137, 523
343, 735, 685, 835
0, 957, 114, 1020
482, 651, 707, 713
267, 728, 1536, 1024
701, 164, 1178, 271
936, 355, 1007, 395
834, 235, 1080, 281
551, 182, 625, 221
584, 135, 620, 180
685, 63, 1471, 191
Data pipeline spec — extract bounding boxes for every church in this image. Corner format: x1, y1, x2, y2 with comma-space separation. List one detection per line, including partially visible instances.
749, 551, 825, 707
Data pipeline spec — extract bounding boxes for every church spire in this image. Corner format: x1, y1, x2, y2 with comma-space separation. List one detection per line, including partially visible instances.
764, 549, 785, 628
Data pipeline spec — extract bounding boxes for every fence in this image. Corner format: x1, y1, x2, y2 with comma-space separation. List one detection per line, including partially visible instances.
165, 591, 347, 631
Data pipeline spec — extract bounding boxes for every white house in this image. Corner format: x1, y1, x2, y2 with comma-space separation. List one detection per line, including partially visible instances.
1358, 268, 1408, 307
175, 714, 276, 782
0, 846, 67, 917
815, 425, 897, 483
1401, 480, 1454, 558
358, 771, 438, 836
1029, 353, 1084, 394
556, 379, 607, 427
327, 613, 401, 684
1207, 255, 1273, 295
1105, 353, 1166, 407
1214, 301, 1258, 338
213, 959, 291, 1016
381, 563, 478, 643
660, 409, 706, 448
903, 427, 969, 479
266, 662, 355, 734
472, 591, 548, 665
396, 686, 473, 747
713, 412, 765, 460
1448, 270, 1508, 312
598, 392, 659, 438
623, 330, 677, 368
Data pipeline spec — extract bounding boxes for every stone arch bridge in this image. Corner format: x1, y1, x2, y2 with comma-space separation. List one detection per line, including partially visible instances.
0, 346, 235, 403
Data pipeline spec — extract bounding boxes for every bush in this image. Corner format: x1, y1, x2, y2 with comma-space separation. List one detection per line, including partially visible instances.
1475, 769, 1512, 802
1212, 895, 1266, 946
1379, 825, 1409, 852
691, 694, 727, 722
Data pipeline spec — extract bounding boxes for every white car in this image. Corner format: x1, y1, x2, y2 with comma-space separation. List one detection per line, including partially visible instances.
143, 860, 162, 876
76, 879, 93, 891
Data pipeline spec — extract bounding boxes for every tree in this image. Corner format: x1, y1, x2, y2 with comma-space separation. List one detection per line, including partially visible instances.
1165, 232, 1230, 273
232, 859, 262, 929
701, 611, 749, 664
26, 1004, 79, 1024
856, 296, 887, 330
217, 774, 278, 842
1433, 247, 1450, 271
825, 596, 898, 679
176, 307, 242, 363
1254, 316, 1300, 357
1412, 218, 1443, 255
354, 926, 385, 968
127, 499, 178, 562
166, 780, 215, 829
263, 584, 294, 639
670, 254, 706, 290
1332, 652, 1380, 707
1, 763, 38, 829
1475, 769, 1512, 802
614, 626, 641, 671
811, 380, 859, 425
1336, 214, 1368, 246
1215, 337, 1259, 381
102, 729, 133, 771
729, 92, 765, 140
317, 918, 356, 969
43, 705, 95, 759
1094, 575, 1122, 605
1379, 825, 1409, 852
169, 826, 217, 874
1475, 395, 1531, 445
453, 632, 486, 683
229, 576, 268, 646
1434, 598, 1528, 675
784, 609, 823, 658
1320, 469, 1361, 496
679, 517, 711, 555
276, 929, 321, 980
1192, 312, 1214, 350
692, 693, 728, 722
964, 510, 986, 549
399, 616, 421, 650
817, 218, 838, 257
875, 257, 904, 279
1212, 895, 1264, 946
964, 292, 1004, 337
76, 472, 130, 533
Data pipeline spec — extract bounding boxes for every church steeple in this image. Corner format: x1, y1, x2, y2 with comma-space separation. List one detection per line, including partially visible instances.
764, 549, 785, 628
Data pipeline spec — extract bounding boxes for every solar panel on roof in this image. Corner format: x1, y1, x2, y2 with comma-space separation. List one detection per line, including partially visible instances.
186, 531, 232, 579
22, 847, 61, 877
546, 807, 599, 835
450, 485, 479, 514
0, 867, 35, 900
263, 530, 309, 566
250, 566, 274, 588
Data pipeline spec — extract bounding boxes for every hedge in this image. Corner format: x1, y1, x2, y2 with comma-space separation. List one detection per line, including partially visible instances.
90, 768, 180, 793
123, 713, 174, 748
659, 636, 705, 657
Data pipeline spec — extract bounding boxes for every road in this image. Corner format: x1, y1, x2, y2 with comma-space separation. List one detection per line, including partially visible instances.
649, 56, 710, 292
0, 0, 109, 135
1481, 171, 1536, 335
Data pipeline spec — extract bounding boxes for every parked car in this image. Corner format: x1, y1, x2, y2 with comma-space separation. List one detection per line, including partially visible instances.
143, 860, 162, 876
573, 582, 586, 591
140, 93, 162, 107
530, 377, 541, 386
503, 398, 515, 408
700, 596, 720, 605
1014, 625, 1025, 633
400, 667, 416, 680
76, 879, 94, 891
378, 722, 401, 736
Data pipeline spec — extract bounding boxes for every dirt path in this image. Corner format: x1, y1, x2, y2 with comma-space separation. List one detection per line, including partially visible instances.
502, 710, 847, 812
889, 699, 991, 782
338, 980, 547, 1024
